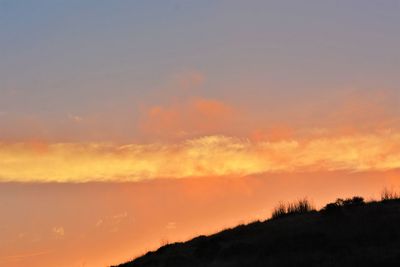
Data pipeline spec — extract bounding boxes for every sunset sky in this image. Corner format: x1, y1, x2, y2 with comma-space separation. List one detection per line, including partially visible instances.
1, 1, 400, 266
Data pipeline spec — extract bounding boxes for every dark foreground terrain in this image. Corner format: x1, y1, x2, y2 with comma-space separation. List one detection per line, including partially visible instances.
115, 197, 400, 267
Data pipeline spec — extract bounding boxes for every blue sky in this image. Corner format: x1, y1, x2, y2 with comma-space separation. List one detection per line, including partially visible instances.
1, 0, 399, 141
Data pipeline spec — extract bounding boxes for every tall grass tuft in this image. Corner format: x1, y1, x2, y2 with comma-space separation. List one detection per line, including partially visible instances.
271, 202, 287, 219
271, 198, 314, 219
381, 188, 400, 201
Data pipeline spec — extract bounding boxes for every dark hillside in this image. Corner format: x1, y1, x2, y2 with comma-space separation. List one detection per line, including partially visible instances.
115, 198, 400, 267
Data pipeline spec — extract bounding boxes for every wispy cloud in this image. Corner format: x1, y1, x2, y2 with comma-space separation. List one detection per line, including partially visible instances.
95, 212, 130, 233
52, 226, 65, 239
166, 222, 177, 230
173, 70, 205, 90
1, 250, 53, 262
68, 114, 83, 123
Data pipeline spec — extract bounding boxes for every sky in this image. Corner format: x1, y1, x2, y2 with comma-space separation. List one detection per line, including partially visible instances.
1, 0, 400, 266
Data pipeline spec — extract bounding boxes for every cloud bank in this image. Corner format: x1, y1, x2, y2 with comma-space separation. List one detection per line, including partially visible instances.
1, 132, 400, 182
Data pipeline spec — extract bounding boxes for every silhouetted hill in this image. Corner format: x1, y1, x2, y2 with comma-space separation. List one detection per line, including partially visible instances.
115, 197, 400, 267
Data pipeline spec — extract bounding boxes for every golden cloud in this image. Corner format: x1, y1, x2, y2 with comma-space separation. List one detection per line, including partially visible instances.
1, 132, 400, 182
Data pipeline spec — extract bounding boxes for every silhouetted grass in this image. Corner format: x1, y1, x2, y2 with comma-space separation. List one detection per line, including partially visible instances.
381, 188, 400, 201
271, 202, 286, 219
271, 198, 315, 219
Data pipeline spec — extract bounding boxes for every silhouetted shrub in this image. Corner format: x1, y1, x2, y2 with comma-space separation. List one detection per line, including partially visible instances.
347, 196, 364, 205
322, 202, 341, 213
381, 188, 400, 201
271, 199, 314, 219
322, 196, 365, 213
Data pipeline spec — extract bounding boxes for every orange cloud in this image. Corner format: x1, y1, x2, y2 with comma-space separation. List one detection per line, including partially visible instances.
192, 98, 231, 116
139, 97, 235, 139
1, 132, 400, 183
250, 126, 294, 142
321, 88, 400, 134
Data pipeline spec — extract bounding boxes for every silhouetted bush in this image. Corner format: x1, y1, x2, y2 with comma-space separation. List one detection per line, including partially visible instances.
271, 198, 314, 219
322, 202, 341, 213
343, 196, 364, 206
322, 196, 365, 213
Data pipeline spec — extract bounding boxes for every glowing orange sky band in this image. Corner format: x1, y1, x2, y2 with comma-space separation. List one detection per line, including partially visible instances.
1, 133, 400, 182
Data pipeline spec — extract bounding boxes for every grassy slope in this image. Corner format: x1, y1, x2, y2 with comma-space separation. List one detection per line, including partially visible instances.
115, 199, 400, 267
